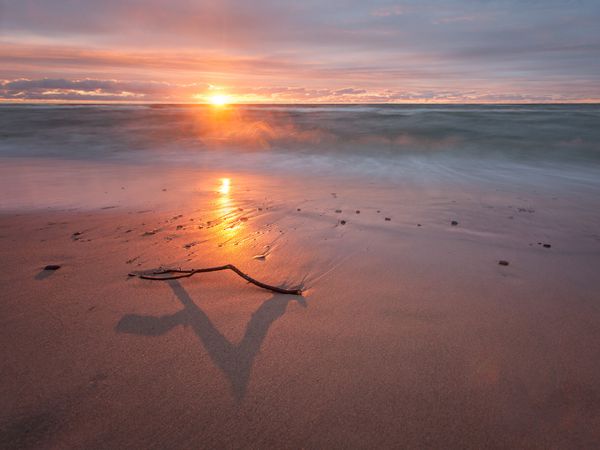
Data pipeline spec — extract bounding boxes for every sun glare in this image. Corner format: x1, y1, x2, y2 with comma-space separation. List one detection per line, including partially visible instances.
218, 178, 231, 194
209, 94, 230, 106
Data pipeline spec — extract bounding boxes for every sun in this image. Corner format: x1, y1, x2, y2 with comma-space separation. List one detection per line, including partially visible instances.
209, 94, 230, 106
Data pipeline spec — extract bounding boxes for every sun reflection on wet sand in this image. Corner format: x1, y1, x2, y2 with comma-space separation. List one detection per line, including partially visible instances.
218, 178, 231, 194
215, 177, 244, 243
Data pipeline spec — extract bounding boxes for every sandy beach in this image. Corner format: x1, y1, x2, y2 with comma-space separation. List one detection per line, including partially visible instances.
1, 153, 600, 448
3, 0, 600, 443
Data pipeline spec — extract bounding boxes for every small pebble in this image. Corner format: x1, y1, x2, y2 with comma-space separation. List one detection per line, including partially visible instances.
417, 224, 422, 227
451, 220, 458, 226
297, 208, 301, 211
543, 244, 551, 248
43, 265, 61, 271
335, 209, 342, 213
340, 220, 347, 225
385, 217, 391, 221
356, 210, 360, 214
498, 260, 509, 266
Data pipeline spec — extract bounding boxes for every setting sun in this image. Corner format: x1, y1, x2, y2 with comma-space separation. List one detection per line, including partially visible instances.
209, 94, 230, 106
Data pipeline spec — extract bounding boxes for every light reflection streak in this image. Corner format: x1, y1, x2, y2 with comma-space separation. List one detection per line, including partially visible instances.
216, 177, 242, 242
218, 177, 231, 194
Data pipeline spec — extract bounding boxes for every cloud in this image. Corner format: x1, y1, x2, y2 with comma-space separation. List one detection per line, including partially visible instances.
371, 5, 404, 17
2, 78, 597, 103
0, 78, 201, 101
0, 1, 599, 102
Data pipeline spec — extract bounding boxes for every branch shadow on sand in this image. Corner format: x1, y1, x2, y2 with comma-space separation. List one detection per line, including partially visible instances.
116, 280, 306, 402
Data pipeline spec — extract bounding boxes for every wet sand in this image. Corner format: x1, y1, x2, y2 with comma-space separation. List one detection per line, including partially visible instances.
1, 163, 600, 448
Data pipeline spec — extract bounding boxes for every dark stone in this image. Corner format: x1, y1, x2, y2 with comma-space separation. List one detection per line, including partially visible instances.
297, 208, 301, 211
335, 209, 342, 213
451, 220, 458, 226
340, 220, 346, 225
543, 243, 551, 248
356, 210, 360, 214
43, 265, 61, 271
385, 217, 391, 221
498, 260, 509, 266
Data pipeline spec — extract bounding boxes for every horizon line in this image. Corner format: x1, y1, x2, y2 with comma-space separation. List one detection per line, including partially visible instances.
1, 101, 599, 106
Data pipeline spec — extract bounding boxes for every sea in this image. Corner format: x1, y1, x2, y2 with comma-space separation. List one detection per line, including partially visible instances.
1, 103, 599, 208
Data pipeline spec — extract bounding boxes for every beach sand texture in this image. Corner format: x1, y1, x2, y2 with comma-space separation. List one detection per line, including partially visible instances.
1, 156, 600, 448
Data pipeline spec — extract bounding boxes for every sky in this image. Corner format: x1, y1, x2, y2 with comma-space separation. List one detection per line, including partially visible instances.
1, 0, 599, 103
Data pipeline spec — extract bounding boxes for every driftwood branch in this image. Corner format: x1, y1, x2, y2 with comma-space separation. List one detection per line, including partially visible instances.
129, 264, 302, 295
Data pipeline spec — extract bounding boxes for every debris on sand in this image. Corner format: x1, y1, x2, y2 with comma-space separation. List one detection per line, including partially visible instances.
43, 264, 61, 271
183, 242, 198, 249
130, 264, 302, 295
498, 260, 509, 266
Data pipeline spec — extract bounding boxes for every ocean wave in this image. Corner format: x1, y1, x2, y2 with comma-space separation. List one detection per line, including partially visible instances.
1, 104, 599, 165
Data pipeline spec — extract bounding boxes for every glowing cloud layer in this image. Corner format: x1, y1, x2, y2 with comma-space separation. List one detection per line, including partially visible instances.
1, 0, 599, 103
